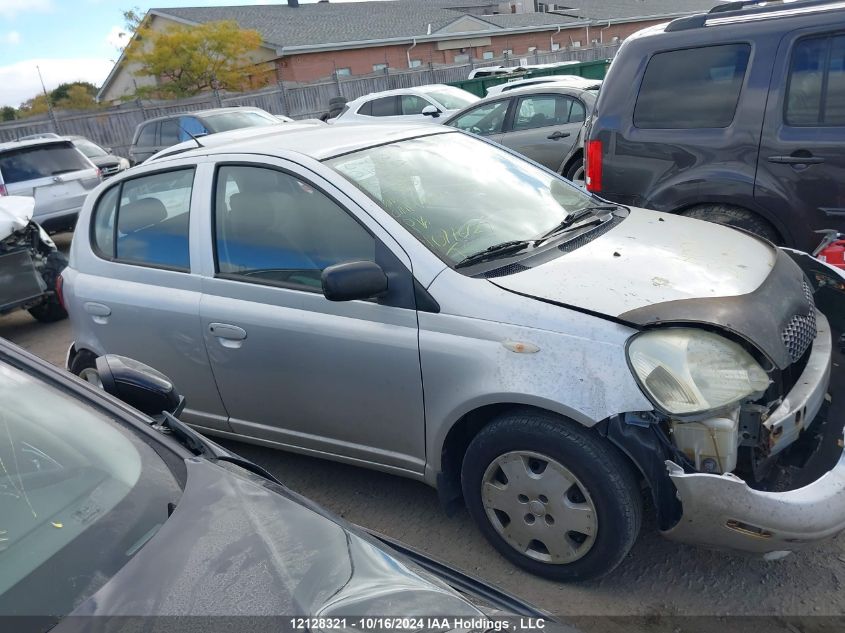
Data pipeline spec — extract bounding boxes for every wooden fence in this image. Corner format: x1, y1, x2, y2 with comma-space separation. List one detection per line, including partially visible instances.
0, 43, 620, 157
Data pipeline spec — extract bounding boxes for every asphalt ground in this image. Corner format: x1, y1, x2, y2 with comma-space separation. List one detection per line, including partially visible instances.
4, 232, 845, 633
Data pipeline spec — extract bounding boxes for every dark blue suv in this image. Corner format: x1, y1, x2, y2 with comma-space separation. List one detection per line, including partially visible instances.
586, 0, 845, 251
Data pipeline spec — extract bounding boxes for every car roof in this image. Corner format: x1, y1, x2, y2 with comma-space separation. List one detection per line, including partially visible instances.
138, 106, 270, 125
348, 84, 456, 103
482, 82, 599, 99
147, 121, 453, 165
0, 138, 75, 153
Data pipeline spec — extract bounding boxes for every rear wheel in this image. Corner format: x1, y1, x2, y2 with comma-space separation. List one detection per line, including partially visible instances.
679, 204, 780, 243
461, 410, 642, 582
28, 251, 68, 323
70, 349, 101, 387
564, 157, 585, 184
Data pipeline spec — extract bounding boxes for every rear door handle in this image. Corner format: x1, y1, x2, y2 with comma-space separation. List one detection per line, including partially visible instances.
547, 131, 571, 140
84, 302, 111, 324
767, 154, 825, 165
209, 323, 247, 349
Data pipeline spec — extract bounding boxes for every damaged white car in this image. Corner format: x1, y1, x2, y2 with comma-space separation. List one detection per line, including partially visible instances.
62, 125, 845, 581
0, 196, 67, 322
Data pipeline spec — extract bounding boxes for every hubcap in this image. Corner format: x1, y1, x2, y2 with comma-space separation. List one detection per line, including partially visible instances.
481, 450, 597, 564
571, 165, 585, 184
79, 367, 103, 389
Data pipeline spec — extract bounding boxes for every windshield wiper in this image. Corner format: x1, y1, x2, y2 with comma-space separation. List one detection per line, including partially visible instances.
454, 240, 533, 269
533, 205, 618, 247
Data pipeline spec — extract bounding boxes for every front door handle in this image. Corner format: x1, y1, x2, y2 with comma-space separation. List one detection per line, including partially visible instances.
547, 131, 571, 140
209, 323, 247, 349
767, 154, 825, 165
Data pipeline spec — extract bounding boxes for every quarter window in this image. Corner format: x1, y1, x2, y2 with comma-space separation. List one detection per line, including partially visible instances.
213, 165, 375, 291
634, 44, 751, 129
91, 169, 194, 270
786, 33, 845, 126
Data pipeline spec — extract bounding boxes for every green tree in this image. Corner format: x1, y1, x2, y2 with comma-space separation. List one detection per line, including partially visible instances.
51, 81, 97, 103
125, 19, 264, 98
1, 106, 16, 121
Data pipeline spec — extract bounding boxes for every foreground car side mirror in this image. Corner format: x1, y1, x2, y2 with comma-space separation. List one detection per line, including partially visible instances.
422, 105, 441, 118
321, 261, 388, 302
95, 355, 184, 417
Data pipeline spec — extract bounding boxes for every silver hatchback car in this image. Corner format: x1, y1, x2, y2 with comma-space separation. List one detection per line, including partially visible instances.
0, 138, 101, 232
63, 123, 845, 581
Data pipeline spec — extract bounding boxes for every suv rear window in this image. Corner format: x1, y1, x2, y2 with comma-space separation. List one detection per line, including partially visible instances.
634, 44, 751, 129
0, 142, 91, 184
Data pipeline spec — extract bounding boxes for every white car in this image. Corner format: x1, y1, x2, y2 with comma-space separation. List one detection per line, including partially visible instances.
467, 66, 512, 79
486, 75, 602, 96
330, 85, 478, 124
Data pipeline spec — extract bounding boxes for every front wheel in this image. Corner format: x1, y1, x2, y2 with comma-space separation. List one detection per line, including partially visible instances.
461, 410, 642, 581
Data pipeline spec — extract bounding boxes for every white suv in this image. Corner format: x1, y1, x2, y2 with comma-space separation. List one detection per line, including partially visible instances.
330, 85, 478, 124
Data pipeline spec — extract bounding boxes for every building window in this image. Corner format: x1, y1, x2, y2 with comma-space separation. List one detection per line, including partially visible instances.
551, 43, 560, 51
570, 41, 581, 48
335, 67, 351, 77
454, 54, 469, 64
503, 49, 513, 55
409, 59, 422, 68
373, 63, 388, 72
482, 51, 494, 60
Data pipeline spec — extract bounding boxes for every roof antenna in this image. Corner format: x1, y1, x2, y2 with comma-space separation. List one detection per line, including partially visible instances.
179, 124, 206, 149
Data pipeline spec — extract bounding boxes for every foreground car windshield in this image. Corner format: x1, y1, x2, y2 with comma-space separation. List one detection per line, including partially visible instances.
327, 132, 594, 263
0, 362, 181, 620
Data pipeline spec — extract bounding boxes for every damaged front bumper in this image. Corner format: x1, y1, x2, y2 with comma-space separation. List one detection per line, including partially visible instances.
662, 310, 845, 554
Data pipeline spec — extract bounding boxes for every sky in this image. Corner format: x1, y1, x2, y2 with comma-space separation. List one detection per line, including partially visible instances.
0, 0, 379, 108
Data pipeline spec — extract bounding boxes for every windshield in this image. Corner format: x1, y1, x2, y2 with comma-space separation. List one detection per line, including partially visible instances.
200, 110, 279, 133
327, 132, 594, 264
73, 140, 108, 159
0, 362, 182, 621
424, 88, 478, 110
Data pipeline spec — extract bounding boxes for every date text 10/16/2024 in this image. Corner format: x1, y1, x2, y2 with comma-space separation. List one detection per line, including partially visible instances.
289, 617, 549, 631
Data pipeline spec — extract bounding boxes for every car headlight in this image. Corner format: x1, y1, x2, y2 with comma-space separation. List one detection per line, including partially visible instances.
119, 157, 131, 170
627, 328, 770, 415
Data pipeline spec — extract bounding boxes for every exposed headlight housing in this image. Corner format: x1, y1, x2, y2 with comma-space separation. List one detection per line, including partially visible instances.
627, 328, 770, 416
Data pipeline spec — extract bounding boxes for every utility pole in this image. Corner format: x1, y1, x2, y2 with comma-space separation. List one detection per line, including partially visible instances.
36, 65, 60, 134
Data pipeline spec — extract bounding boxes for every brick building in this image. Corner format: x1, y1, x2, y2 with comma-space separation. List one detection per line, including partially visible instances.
98, 0, 716, 102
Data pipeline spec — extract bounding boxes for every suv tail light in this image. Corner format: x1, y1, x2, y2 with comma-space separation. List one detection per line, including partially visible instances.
585, 139, 602, 193
56, 273, 66, 310
0, 183, 7, 196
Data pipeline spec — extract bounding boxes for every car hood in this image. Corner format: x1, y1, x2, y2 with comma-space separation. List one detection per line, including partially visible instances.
491, 207, 811, 369
68, 459, 484, 618
0, 195, 34, 239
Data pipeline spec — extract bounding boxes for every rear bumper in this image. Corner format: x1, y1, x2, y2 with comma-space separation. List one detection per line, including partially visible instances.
662, 312, 845, 554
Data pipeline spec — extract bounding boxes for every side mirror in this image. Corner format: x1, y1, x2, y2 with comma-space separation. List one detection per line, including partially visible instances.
422, 105, 441, 118
322, 261, 388, 302
95, 355, 184, 417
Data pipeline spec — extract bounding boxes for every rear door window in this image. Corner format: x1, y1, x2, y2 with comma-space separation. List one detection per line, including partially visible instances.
91, 168, 194, 271
0, 143, 91, 184
786, 33, 845, 126
513, 95, 576, 130
634, 44, 751, 129
136, 122, 157, 146
369, 96, 399, 117
159, 119, 181, 146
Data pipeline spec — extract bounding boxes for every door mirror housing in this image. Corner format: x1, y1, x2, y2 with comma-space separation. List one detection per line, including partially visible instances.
95, 354, 184, 417
322, 261, 389, 302
422, 105, 441, 118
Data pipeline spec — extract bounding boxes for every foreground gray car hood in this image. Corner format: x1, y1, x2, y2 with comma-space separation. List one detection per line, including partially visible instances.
69, 459, 481, 617
492, 208, 811, 369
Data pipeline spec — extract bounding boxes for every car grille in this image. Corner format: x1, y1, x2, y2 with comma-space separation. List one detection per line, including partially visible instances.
781, 281, 817, 364
101, 165, 121, 177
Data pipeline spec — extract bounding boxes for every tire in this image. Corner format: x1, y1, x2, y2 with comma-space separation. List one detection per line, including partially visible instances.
28, 251, 68, 323
564, 157, 585, 184
461, 410, 642, 582
70, 349, 102, 387
679, 204, 780, 243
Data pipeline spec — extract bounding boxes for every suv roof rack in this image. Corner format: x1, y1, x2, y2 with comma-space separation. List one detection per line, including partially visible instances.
666, 0, 845, 32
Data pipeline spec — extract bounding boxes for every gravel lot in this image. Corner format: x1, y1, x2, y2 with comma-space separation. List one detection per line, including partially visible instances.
4, 233, 845, 633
